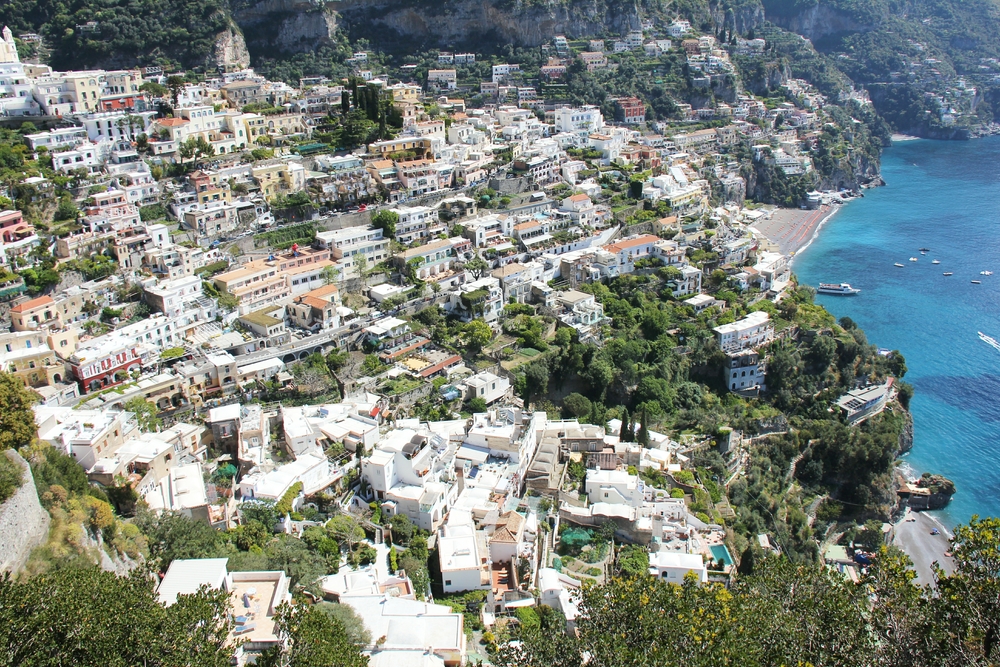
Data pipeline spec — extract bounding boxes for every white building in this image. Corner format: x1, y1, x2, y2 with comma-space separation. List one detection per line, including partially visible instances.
648, 551, 707, 584
362, 428, 456, 531
552, 108, 603, 137
463, 371, 510, 405
713, 311, 773, 353
585, 469, 644, 507
438, 518, 489, 593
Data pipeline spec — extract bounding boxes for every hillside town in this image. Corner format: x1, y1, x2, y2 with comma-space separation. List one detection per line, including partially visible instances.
0, 16, 913, 667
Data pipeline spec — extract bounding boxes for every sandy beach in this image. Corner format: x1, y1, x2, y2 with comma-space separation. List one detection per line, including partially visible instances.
892, 508, 956, 586
750, 205, 840, 256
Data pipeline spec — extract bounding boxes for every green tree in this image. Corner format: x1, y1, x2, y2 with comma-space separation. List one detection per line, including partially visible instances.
370, 209, 398, 238
938, 515, 1000, 662
137, 507, 224, 571
464, 254, 489, 280
53, 197, 78, 221
0, 373, 37, 450
0, 566, 235, 667
464, 319, 494, 352
562, 392, 592, 418
261, 602, 368, 667
636, 409, 650, 446
240, 499, 279, 529
620, 407, 634, 443
124, 396, 162, 432
522, 362, 549, 401
320, 265, 339, 285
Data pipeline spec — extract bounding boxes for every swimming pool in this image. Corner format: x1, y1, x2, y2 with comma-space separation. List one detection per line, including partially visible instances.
709, 544, 734, 566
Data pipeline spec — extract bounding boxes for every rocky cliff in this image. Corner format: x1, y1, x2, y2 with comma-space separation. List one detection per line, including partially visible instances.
229, 0, 339, 54
762, 1, 883, 42
230, 0, 641, 53
710, 0, 765, 36
213, 24, 252, 71
0, 450, 50, 575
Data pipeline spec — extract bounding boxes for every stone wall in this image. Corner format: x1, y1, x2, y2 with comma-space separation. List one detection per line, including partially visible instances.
0, 450, 50, 574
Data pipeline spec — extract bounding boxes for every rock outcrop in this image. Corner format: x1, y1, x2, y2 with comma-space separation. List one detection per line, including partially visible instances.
213, 24, 252, 71
0, 450, 50, 575
764, 2, 883, 42
229, 0, 338, 55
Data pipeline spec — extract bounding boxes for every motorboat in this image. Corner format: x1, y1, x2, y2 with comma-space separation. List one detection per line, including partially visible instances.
972, 280, 982, 284
979, 331, 1000, 352
932, 260, 941, 265
817, 283, 861, 295
981, 270, 993, 276
943, 272, 954, 276
894, 263, 905, 268
909, 257, 918, 262
919, 247, 931, 252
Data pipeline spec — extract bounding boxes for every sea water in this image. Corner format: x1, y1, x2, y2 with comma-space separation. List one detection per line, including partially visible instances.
793, 136, 1000, 527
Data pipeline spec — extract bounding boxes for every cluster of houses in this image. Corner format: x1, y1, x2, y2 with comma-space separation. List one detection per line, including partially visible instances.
0, 13, 876, 665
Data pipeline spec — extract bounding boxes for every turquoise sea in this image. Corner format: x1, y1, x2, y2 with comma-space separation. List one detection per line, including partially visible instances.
793, 136, 1000, 528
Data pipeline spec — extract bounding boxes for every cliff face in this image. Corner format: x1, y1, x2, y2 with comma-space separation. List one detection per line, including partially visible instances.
764, 3, 881, 42
229, 0, 338, 54
0, 451, 50, 575
230, 0, 640, 53
710, 0, 765, 35
213, 24, 252, 71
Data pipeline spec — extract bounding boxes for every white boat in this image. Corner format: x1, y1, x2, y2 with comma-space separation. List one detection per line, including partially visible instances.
943, 272, 954, 276
817, 282, 861, 295
894, 262, 905, 267
909, 257, 918, 262
980, 331, 1000, 352
972, 280, 982, 284
932, 260, 940, 265
981, 270, 993, 276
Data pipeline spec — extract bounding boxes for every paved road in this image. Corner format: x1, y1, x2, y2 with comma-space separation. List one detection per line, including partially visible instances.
892, 509, 955, 586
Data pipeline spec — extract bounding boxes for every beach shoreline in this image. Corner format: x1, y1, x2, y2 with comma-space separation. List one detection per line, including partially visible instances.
892, 507, 956, 586
790, 204, 841, 264
750, 204, 844, 259
892, 133, 923, 142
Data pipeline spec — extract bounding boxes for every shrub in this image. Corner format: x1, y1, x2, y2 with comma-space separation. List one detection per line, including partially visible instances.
0, 455, 23, 505
275, 482, 303, 516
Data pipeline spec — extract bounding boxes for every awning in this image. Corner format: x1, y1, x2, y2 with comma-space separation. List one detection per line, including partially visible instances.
456, 445, 489, 464
505, 597, 536, 608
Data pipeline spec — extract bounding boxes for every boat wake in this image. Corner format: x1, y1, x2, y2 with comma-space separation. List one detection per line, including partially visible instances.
979, 331, 1000, 353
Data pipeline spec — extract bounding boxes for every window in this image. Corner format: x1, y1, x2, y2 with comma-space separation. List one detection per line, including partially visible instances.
445, 580, 452, 586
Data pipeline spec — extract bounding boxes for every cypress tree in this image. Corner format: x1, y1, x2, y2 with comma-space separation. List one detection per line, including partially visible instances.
620, 408, 631, 441
637, 409, 650, 446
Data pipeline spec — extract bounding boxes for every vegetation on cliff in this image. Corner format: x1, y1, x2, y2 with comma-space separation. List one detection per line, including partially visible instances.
0, 0, 231, 70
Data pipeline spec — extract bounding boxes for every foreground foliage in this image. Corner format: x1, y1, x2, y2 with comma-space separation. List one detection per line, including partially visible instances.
495, 516, 1000, 667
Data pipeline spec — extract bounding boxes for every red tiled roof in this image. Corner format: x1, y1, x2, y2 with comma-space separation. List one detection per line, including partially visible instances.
10, 295, 53, 313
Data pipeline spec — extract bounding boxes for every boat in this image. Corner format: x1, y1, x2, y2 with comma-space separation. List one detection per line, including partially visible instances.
979, 331, 1000, 352
981, 270, 994, 276
817, 282, 861, 295
894, 263, 905, 268
919, 247, 931, 252
972, 280, 982, 284
943, 272, 954, 276
932, 260, 941, 264
909, 257, 918, 262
